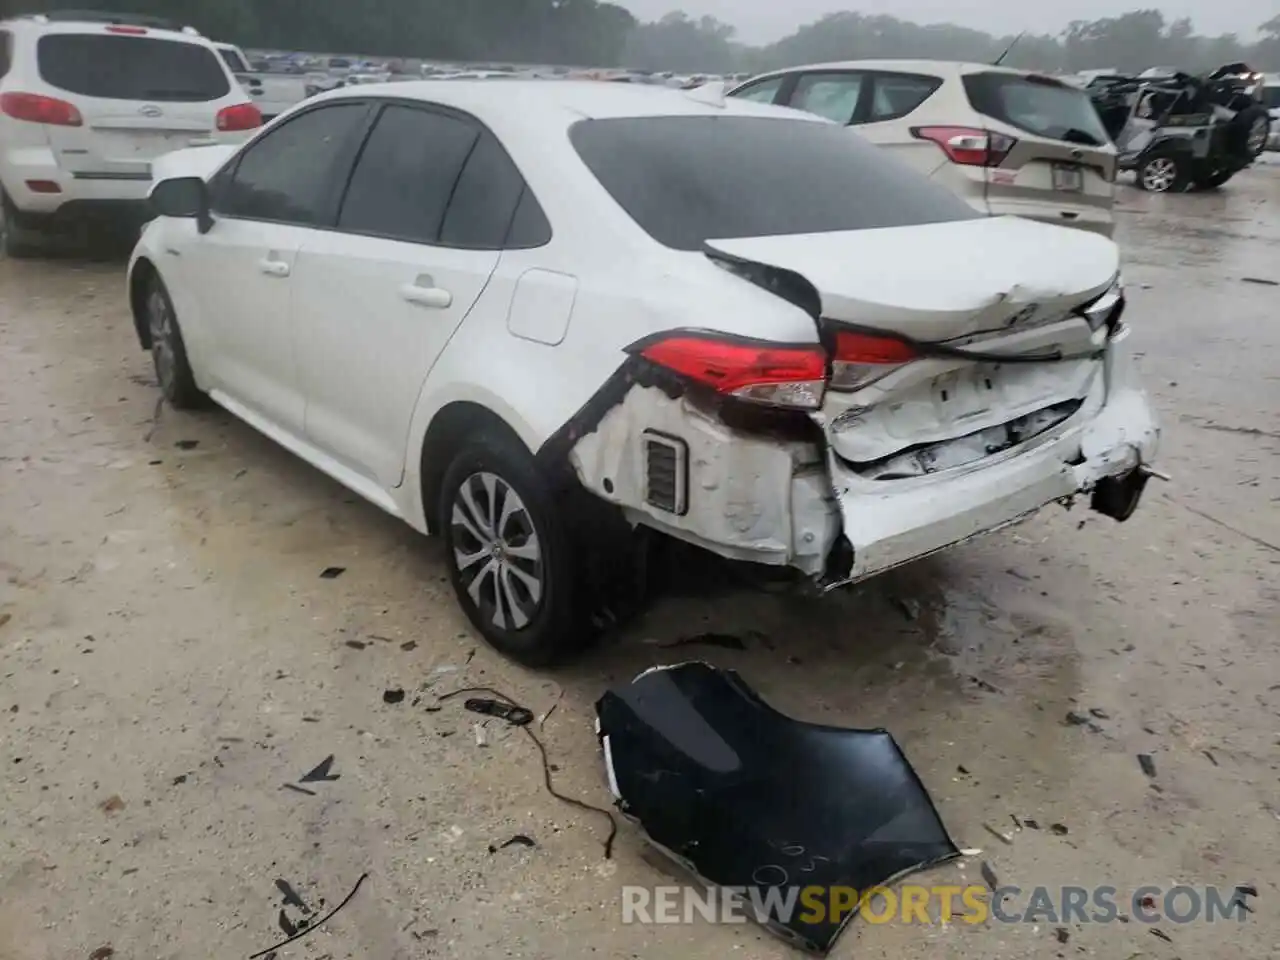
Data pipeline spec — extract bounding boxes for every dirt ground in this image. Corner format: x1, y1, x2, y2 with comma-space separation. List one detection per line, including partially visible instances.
2, 163, 1278, 960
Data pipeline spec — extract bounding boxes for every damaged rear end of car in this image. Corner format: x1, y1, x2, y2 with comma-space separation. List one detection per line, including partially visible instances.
552, 112, 1160, 593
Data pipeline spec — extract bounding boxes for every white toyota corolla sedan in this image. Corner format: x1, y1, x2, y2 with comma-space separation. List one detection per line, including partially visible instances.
127, 80, 1159, 665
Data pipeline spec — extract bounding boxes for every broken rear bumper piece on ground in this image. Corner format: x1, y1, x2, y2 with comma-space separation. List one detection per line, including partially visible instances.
595, 662, 960, 955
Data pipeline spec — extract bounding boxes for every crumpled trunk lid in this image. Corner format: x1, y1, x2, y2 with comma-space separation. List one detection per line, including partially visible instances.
705, 216, 1119, 470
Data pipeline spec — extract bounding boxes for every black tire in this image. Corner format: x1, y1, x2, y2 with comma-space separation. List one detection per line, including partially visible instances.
145, 274, 204, 409
0, 192, 47, 259
1136, 149, 1190, 193
438, 432, 588, 666
1225, 104, 1269, 161
1192, 169, 1236, 190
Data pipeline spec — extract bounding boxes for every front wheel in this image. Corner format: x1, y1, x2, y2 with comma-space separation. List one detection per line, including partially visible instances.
146, 275, 204, 409
0, 193, 47, 259
439, 433, 588, 666
1137, 152, 1188, 193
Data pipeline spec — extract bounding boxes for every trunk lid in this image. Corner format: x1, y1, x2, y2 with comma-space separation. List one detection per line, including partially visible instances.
705, 215, 1118, 340
705, 216, 1118, 470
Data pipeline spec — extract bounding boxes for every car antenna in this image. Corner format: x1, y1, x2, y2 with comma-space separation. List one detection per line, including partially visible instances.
993, 31, 1025, 66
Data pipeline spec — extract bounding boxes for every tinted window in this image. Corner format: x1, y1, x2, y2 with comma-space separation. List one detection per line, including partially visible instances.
963, 72, 1110, 146
730, 76, 784, 104
570, 116, 978, 252
869, 73, 941, 122
37, 35, 230, 102
218, 103, 367, 224
0, 31, 11, 78
1263, 86, 1280, 110
338, 105, 477, 244
440, 131, 526, 248
218, 47, 250, 74
505, 187, 552, 248
789, 72, 864, 123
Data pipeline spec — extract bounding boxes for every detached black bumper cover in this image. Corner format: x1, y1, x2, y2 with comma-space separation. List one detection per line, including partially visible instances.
596, 662, 960, 955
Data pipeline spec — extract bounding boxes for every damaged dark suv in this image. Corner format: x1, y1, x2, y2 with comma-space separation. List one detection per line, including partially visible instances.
1089, 63, 1271, 192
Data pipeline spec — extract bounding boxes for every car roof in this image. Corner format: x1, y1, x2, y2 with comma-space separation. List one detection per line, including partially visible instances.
0, 16, 206, 42
310, 78, 828, 126
740, 59, 1044, 81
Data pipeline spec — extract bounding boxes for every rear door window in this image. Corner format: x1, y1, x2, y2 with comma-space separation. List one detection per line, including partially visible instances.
36, 34, 231, 102
218, 47, 251, 74
787, 72, 866, 124
962, 72, 1110, 146
570, 115, 977, 251
336, 104, 478, 244
439, 129, 545, 249
215, 102, 370, 225
867, 72, 942, 122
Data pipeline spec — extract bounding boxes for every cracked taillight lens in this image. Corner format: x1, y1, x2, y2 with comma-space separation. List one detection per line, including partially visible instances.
829, 330, 919, 392
636, 333, 827, 410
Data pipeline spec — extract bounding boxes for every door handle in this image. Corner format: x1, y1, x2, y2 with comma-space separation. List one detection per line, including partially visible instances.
399, 280, 452, 309
258, 258, 290, 278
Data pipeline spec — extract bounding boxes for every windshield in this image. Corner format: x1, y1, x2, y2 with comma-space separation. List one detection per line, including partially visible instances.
569, 115, 979, 252
38, 34, 230, 101
964, 72, 1111, 146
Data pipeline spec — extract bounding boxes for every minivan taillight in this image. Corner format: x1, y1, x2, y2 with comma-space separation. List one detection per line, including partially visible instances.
0, 92, 83, 127
216, 103, 263, 132
633, 333, 827, 410
829, 330, 919, 392
911, 125, 1016, 166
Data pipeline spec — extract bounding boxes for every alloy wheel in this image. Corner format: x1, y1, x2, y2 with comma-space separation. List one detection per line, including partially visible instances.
148, 288, 177, 393
1141, 157, 1178, 192
450, 471, 544, 631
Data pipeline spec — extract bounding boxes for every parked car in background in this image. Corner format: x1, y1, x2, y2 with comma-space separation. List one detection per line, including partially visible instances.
0, 11, 261, 257
213, 41, 308, 121
128, 80, 1157, 666
728, 60, 1118, 238
1262, 73, 1280, 150
1089, 65, 1271, 190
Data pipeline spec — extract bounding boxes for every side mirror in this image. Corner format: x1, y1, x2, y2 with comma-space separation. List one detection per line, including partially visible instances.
150, 176, 213, 234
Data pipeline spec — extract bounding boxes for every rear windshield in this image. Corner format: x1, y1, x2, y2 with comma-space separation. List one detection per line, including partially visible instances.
963, 72, 1111, 146
569, 116, 979, 251
37, 34, 230, 102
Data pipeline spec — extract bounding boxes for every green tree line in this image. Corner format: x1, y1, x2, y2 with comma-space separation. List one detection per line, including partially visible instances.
2, 0, 1278, 74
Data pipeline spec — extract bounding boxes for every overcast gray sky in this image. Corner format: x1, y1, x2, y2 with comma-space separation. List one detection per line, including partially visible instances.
617, 0, 1269, 45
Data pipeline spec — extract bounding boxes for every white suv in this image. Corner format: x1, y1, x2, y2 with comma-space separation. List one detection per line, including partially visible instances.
0, 12, 262, 257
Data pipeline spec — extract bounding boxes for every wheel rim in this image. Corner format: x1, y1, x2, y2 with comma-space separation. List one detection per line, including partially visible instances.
451, 471, 544, 631
1142, 157, 1177, 192
148, 288, 176, 392
1246, 118, 1267, 156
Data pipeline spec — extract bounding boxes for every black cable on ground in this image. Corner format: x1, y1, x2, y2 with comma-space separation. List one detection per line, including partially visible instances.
437, 685, 617, 859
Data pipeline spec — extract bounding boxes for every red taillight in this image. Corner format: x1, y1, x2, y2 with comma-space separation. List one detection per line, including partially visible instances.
105, 24, 148, 34
830, 330, 919, 392
216, 102, 263, 132
637, 334, 827, 410
0, 92, 83, 127
911, 125, 1016, 167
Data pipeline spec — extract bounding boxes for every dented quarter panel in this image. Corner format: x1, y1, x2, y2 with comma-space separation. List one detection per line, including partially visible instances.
568, 384, 838, 574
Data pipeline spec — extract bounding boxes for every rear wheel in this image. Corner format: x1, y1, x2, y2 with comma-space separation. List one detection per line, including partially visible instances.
0, 192, 47, 259
1137, 151, 1189, 193
1226, 105, 1270, 161
146, 274, 204, 409
439, 432, 588, 666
